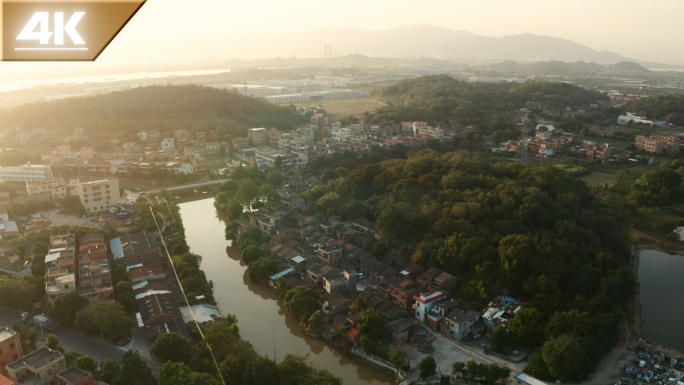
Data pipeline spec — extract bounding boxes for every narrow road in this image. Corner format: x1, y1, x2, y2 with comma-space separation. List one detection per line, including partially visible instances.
165, 179, 228, 192
0, 306, 162, 372
361, 98, 387, 106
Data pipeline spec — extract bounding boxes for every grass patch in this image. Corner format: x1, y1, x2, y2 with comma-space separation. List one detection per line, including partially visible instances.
602, 161, 644, 170
579, 172, 615, 187
295, 98, 384, 117
610, 174, 640, 194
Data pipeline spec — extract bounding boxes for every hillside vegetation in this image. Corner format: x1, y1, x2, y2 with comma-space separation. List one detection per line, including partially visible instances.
314, 150, 635, 381
370, 75, 607, 123
624, 94, 684, 126
0, 85, 307, 136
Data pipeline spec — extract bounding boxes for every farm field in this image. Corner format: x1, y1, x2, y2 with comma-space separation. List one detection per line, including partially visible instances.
295, 97, 385, 117
579, 172, 615, 187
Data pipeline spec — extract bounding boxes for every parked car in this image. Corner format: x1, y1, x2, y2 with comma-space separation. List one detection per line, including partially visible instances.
118, 338, 131, 346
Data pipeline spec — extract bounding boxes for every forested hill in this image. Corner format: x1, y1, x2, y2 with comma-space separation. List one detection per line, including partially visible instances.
312, 150, 634, 380
624, 94, 684, 126
371, 75, 607, 123
0, 85, 307, 136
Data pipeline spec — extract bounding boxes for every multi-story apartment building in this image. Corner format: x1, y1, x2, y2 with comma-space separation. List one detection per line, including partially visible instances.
25, 178, 67, 199
0, 327, 23, 378
161, 138, 175, 152
248, 128, 268, 147
77, 178, 121, 214
7, 347, 66, 385
0, 164, 52, 182
78, 178, 121, 213
635, 135, 681, 154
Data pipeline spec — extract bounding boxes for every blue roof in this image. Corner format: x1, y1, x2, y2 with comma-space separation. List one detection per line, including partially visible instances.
110, 237, 124, 259
269, 268, 296, 281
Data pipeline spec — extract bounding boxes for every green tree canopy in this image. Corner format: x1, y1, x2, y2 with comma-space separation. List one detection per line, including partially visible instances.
153, 332, 193, 363
356, 309, 384, 341
47, 292, 88, 328
284, 286, 319, 321
75, 355, 98, 374
419, 356, 437, 379
629, 166, 683, 206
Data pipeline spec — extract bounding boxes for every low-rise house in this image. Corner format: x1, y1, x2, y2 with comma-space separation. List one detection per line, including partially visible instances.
316, 246, 343, 265
137, 293, 183, 328
441, 308, 480, 339
323, 269, 357, 293
426, 297, 459, 329
6, 347, 66, 385
110, 232, 160, 260
320, 291, 349, 319
46, 272, 76, 302
0, 255, 32, 279
129, 266, 166, 284
78, 257, 114, 303
413, 291, 447, 323
482, 295, 522, 331
56, 366, 96, 385
434, 272, 457, 291
385, 317, 420, 345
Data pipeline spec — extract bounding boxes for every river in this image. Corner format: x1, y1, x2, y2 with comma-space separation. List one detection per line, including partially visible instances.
177, 197, 394, 385
638, 249, 684, 352
0, 68, 231, 93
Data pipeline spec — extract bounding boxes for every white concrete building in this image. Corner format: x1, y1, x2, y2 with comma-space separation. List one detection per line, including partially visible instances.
137, 131, 148, 141
0, 163, 52, 182
161, 137, 175, 151
78, 178, 121, 214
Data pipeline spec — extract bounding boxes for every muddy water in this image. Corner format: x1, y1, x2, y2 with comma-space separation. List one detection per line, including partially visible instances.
638, 249, 684, 352
177, 198, 394, 385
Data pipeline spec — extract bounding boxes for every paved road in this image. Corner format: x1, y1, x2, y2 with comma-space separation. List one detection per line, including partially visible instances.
0, 306, 161, 372
164, 179, 228, 192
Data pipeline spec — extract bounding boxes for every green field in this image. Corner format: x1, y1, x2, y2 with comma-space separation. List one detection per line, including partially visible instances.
579, 172, 615, 187
610, 173, 641, 193
295, 98, 385, 117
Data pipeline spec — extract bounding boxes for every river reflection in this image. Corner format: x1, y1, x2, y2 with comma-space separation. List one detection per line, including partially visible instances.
639, 249, 684, 352
178, 197, 394, 384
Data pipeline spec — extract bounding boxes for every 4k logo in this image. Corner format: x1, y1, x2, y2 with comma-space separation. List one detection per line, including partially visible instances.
17, 12, 86, 47
1, 0, 146, 61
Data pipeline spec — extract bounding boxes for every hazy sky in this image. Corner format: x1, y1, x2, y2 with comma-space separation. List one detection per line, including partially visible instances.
2, 0, 683, 73
104, 0, 682, 63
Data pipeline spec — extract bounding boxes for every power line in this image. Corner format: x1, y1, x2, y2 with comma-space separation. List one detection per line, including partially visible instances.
148, 205, 226, 385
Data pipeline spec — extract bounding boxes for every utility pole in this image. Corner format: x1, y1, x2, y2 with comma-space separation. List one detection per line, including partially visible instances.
521, 119, 529, 164
272, 322, 277, 362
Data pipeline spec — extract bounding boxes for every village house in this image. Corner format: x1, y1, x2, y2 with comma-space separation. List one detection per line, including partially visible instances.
413, 291, 447, 323
110, 232, 160, 259
320, 291, 350, 320
482, 295, 522, 331
0, 328, 22, 378
6, 347, 66, 385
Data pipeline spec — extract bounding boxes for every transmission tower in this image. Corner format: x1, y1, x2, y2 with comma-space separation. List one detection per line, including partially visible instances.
521, 120, 529, 164
324, 43, 331, 73
243, 81, 248, 96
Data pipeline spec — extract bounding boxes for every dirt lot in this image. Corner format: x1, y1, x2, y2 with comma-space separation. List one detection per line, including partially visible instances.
38, 208, 134, 233
40, 209, 102, 228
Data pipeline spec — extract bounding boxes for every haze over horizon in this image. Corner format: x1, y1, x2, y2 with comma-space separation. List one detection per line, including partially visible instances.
1, 0, 683, 79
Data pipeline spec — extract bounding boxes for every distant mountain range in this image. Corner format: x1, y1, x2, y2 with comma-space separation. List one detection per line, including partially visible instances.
104, 24, 655, 65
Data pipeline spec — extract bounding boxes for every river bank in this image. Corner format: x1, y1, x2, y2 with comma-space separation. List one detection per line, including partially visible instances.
177, 197, 395, 385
